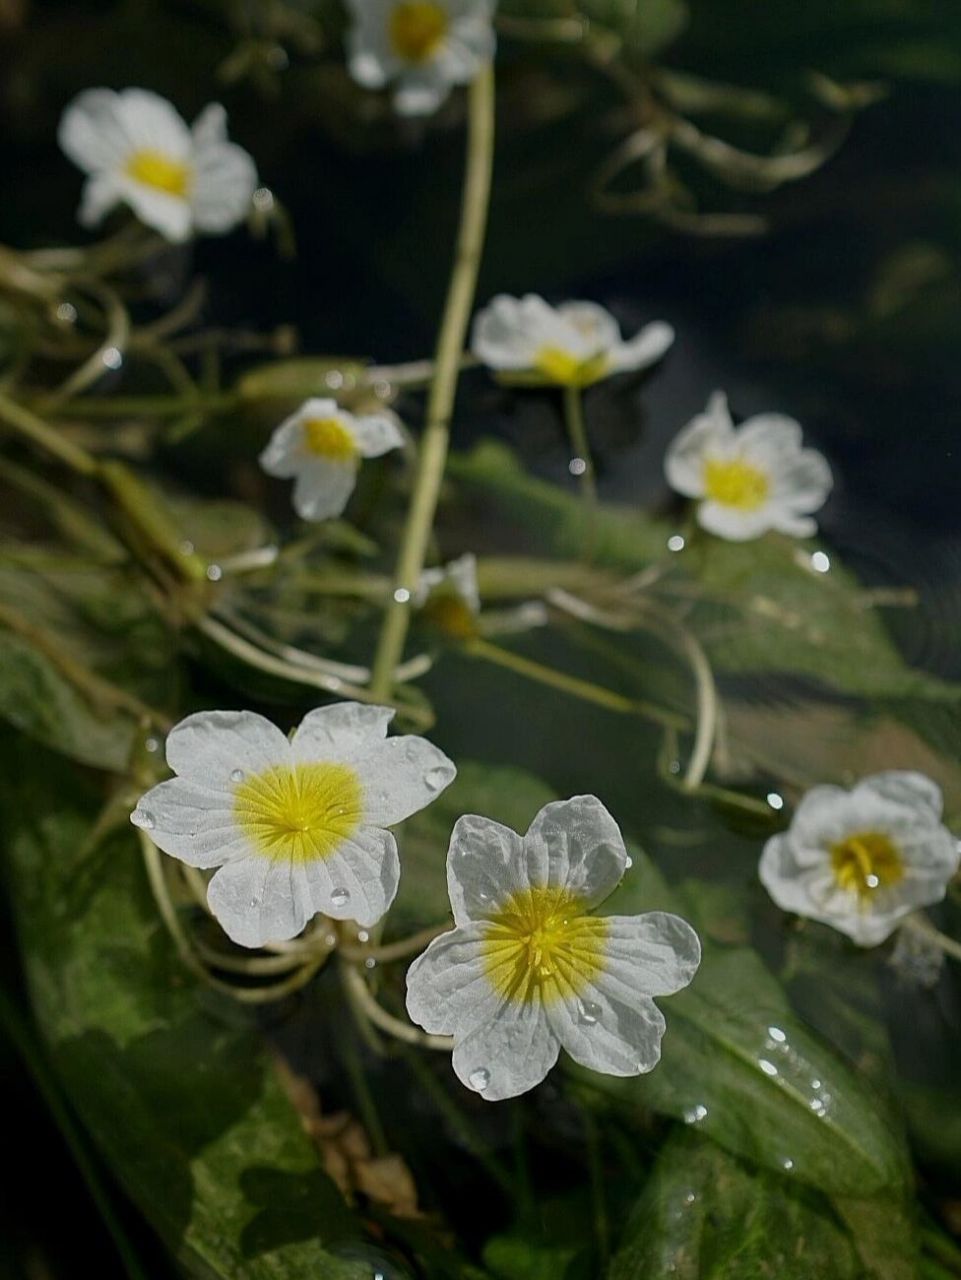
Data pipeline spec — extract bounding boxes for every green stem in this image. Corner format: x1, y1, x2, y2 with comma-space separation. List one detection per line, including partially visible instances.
36, 392, 237, 418
562, 383, 597, 556
370, 64, 495, 699
0, 391, 98, 476
903, 913, 961, 963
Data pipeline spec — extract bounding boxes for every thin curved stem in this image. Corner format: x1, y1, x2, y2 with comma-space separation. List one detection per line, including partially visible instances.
562, 384, 597, 557
340, 960, 453, 1050
370, 63, 495, 698
340, 923, 449, 965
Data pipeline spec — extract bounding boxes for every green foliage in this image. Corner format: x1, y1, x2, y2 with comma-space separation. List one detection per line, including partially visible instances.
0, 742, 374, 1280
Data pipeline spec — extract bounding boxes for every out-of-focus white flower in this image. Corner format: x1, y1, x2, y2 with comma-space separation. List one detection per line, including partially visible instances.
414, 552, 481, 637
259, 397, 403, 521
58, 88, 258, 242
471, 294, 675, 389
760, 771, 960, 947
130, 703, 455, 946
664, 391, 833, 541
406, 795, 701, 1101
346, 0, 495, 117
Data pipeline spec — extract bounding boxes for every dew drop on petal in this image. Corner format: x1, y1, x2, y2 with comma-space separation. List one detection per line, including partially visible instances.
425, 765, 449, 791
330, 888, 350, 908
365, 957, 376, 970
578, 1000, 601, 1026
357, 929, 370, 943
230, 769, 245, 783
249, 898, 259, 908
624, 855, 633, 870
468, 1067, 490, 1092
131, 808, 155, 831
144, 736, 160, 754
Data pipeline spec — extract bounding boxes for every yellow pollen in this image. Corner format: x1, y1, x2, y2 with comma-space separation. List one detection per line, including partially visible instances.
388, 0, 448, 62
481, 886, 607, 1006
533, 345, 609, 388
830, 830, 904, 899
125, 149, 191, 197
419, 592, 478, 640
234, 762, 363, 863
302, 417, 358, 463
703, 457, 770, 510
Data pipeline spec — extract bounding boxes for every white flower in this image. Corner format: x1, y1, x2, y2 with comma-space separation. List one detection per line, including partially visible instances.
405, 795, 701, 1101
130, 703, 456, 947
664, 391, 833, 541
346, 0, 495, 117
414, 552, 481, 638
58, 88, 258, 243
759, 771, 960, 947
471, 294, 675, 389
259, 397, 404, 522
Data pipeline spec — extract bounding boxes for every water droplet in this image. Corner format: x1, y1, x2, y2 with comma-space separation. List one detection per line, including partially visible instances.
578, 1000, 601, 1026
865, 873, 880, 888
144, 735, 160, 754
683, 1103, 708, 1124
55, 301, 77, 324
230, 769, 245, 783
325, 369, 344, 390
131, 808, 155, 831
782, 1157, 795, 1172
468, 1067, 490, 1092
766, 791, 784, 811
809, 1098, 826, 1116
668, 759, 681, 775
365, 957, 376, 970
767, 1025, 787, 1043
393, 587, 411, 604
179, 539, 195, 556
684, 1192, 696, 1204
101, 345, 123, 370
624, 855, 633, 870
758, 1058, 778, 1077
425, 765, 449, 791
568, 456, 587, 477
324, 933, 337, 948
667, 534, 686, 552
252, 186, 274, 212
811, 551, 831, 574
330, 888, 350, 908
206, 563, 223, 582
249, 897, 259, 908
357, 929, 370, 943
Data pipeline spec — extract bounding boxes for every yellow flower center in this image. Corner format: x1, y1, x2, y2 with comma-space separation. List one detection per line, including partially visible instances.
830, 830, 904, 898
302, 417, 358, 463
482, 886, 608, 1006
388, 0, 448, 62
703, 457, 770, 510
533, 345, 609, 388
234, 762, 363, 862
419, 592, 478, 640
125, 149, 191, 198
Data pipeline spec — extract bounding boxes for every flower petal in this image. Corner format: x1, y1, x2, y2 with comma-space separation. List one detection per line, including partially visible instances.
352, 414, 404, 458
447, 813, 528, 926
471, 294, 554, 370
164, 709, 290, 787
291, 462, 358, 521
664, 391, 733, 497
207, 855, 311, 948
191, 139, 258, 235
608, 320, 675, 373
59, 88, 132, 173
548, 988, 666, 1076
405, 924, 502, 1034
290, 702, 395, 763
696, 499, 773, 541
259, 419, 305, 478
118, 181, 192, 242
133, 776, 247, 868
452, 997, 560, 1101
854, 770, 944, 820
353, 735, 456, 826
523, 795, 627, 907
303, 826, 400, 926
78, 174, 122, 228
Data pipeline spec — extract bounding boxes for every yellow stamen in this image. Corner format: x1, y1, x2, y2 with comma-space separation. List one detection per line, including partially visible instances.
388, 0, 448, 62
302, 417, 358, 463
703, 457, 770, 510
482, 886, 607, 1006
533, 345, 609, 388
125, 149, 191, 197
234, 762, 363, 862
830, 830, 904, 898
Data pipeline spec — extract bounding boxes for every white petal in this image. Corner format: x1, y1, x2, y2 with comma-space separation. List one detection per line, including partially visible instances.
290, 702, 394, 763
608, 321, 675, 373
207, 855, 311, 948
405, 924, 502, 1034
352, 414, 404, 458
354, 735, 456, 826
133, 776, 247, 868
303, 826, 400, 926
696, 500, 773, 541
190, 102, 228, 148
471, 294, 554, 371
452, 998, 560, 1101
857, 769, 939, 820
548, 989, 666, 1076
191, 140, 257, 235
447, 813, 528, 926
598, 912, 702, 996
736, 413, 804, 458
259, 419, 305, 478
115, 88, 192, 156
523, 796, 627, 907
117, 180, 192, 242
291, 462, 358, 521
77, 174, 121, 228
394, 68, 451, 117
769, 509, 818, 538
771, 449, 833, 512
164, 709, 290, 787
555, 301, 622, 355
59, 89, 132, 173
664, 391, 733, 497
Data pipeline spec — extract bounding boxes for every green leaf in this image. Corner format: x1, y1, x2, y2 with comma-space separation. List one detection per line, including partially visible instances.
591, 854, 910, 1198
610, 1130, 863, 1280
450, 440, 961, 702
1, 742, 373, 1280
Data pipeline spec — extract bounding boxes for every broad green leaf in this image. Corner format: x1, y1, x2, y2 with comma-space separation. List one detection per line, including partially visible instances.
610, 1130, 863, 1280
593, 855, 910, 1198
1, 743, 373, 1280
450, 440, 961, 702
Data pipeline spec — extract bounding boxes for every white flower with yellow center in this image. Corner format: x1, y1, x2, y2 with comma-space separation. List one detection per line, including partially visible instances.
471, 294, 675, 389
259, 397, 404, 522
760, 771, 960, 947
664, 391, 833, 541
405, 796, 701, 1101
58, 88, 258, 243
346, 0, 495, 117
414, 553, 480, 637
130, 703, 456, 946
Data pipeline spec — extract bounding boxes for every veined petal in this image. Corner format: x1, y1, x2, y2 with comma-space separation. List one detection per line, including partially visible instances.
290, 702, 395, 763
524, 796, 627, 908
303, 826, 400, 926
133, 776, 249, 868
165, 709, 290, 788
207, 854, 311, 948
854, 771, 944, 820
191, 140, 258, 234
115, 88, 192, 157
447, 813, 529, 926
548, 988, 667, 1076
451, 998, 559, 1101
597, 913, 702, 997
405, 924, 502, 1034
354, 736, 456, 827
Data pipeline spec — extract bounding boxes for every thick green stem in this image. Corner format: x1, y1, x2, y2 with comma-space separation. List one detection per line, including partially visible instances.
370, 65, 495, 699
